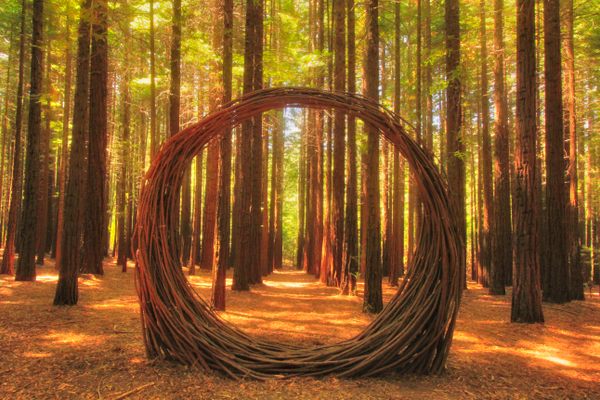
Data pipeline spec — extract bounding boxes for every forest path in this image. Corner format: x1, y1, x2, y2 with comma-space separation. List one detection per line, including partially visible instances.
0, 258, 599, 399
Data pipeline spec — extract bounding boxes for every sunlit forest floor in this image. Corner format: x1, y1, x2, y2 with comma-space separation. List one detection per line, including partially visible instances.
1, 257, 599, 400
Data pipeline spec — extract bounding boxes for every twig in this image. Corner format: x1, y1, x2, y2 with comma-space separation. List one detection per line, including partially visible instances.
111, 382, 155, 400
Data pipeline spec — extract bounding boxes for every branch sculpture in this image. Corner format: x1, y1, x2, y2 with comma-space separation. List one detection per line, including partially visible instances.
133, 87, 463, 379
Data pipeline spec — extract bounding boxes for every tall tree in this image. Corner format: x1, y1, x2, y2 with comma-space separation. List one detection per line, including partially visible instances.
562, 0, 583, 300
35, 37, 52, 266
54, 0, 92, 304
213, 0, 233, 310
542, 0, 569, 304
169, 0, 184, 263
478, 0, 493, 288
202, 0, 223, 273
233, 0, 263, 290
342, 0, 357, 294
511, 0, 544, 323
269, 111, 284, 272
331, 0, 345, 287
362, 0, 382, 314
1, 0, 27, 276
490, 0, 510, 295
16, 0, 44, 281
54, 15, 73, 272
82, 0, 108, 275
149, 0, 157, 158
389, 0, 404, 287
445, 0, 465, 288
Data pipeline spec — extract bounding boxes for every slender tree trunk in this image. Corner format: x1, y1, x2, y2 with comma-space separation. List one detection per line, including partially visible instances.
82, 0, 108, 276
53, 0, 92, 304
389, 0, 404, 287
0, 0, 26, 276
542, 0, 570, 303
479, 0, 494, 288
117, 4, 132, 272
212, 0, 233, 310
342, 0, 357, 294
297, 122, 306, 270
562, 0, 583, 300
36, 38, 52, 266
149, 0, 157, 159
234, 0, 263, 290
362, 0, 382, 314
189, 153, 203, 275
445, 0, 466, 289
490, 0, 510, 295
55, 19, 73, 271
331, 0, 345, 287
16, 0, 44, 281
0, 31, 15, 245
511, 0, 544, 323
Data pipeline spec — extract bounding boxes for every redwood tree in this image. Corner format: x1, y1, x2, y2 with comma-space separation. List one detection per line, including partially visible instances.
82, 0, 108, 275
490, 0, 510, 295
362, 0, 382, 314
0, 0, 26, 276
511, 0, 544, 323
542, 0, 569, 304
54, 0, 92, 305
213, 0, 233, 310
445, 0, 465, 288
16, 0, 44, 282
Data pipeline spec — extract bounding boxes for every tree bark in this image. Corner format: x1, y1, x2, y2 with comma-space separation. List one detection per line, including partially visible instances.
511, 0, 544, 323
212, 0, 233, 310
341, 0, 357, 294
445, 0, 466, 289
82, 0, 108, 276
562, 0, 583, 300
479, 0, 494, 289
16, 0, 44, 281
490, 0, 510, 295
542, 0, 570, 304
53, 0, 92, 304
362, 0, 382, 314
1, 0, 26, 276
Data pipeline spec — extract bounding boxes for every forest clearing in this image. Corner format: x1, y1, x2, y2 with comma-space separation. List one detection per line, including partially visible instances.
1, 0, 599, 397
1, 260, 599, 399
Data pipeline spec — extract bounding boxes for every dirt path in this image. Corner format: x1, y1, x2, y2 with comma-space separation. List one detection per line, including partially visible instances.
1, 259, 598, 399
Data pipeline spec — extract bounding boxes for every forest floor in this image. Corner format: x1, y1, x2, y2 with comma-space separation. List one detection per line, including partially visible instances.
1, 258, 599, 400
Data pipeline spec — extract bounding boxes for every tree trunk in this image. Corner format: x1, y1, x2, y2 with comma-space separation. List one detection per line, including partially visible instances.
53, 0, 92, 304
542, 0, 570, 304
189, 153, 203, 275
341, 0, 357, 294
36, 38, 52, 266
149, 0, 157, 159
490, 0, 510, 295
16, 0, 44, 281
54, 18, 73, 271
328, 0, 345, 288
362, 0, 382, 314
212, 0, 233, 310
445, 0, 466, 289
511, 0, 544, 323
389, 0, 404, 287
479, 0, 494, 289
0, 0, 26, 276
562, 0, 583, 300
82, 0, 108, 276
233, 0, 263, 290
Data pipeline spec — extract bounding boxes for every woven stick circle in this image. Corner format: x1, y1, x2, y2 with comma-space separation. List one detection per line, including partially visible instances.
134, 87, 462, 379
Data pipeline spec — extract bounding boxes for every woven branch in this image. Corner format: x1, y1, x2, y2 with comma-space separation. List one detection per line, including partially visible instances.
133, 87, 463, 380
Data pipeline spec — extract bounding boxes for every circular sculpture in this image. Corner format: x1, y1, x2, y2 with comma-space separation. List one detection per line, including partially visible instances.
134, 87, 463, 379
